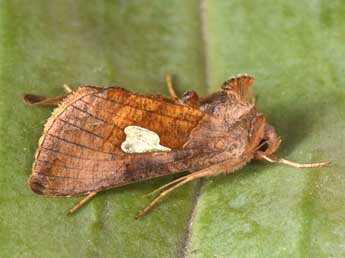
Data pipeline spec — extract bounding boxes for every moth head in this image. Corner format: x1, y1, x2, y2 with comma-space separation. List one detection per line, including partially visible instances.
254, 123, 282, 160
245, 114, 281, 159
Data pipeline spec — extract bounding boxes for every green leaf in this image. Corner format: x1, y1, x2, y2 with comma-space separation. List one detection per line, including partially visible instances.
1, 1, 344, 258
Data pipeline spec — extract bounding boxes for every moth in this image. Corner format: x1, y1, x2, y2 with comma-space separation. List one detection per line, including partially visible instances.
24, 75, 330, 218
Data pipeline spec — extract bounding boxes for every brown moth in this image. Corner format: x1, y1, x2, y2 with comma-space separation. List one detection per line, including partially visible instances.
24, 75, 330, 218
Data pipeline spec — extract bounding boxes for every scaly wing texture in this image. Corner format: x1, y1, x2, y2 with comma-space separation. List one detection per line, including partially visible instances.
29, 86, 210, 196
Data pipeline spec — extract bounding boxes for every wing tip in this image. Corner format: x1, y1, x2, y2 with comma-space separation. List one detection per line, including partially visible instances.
28, 174, 47, 195
28, 172, 88, 197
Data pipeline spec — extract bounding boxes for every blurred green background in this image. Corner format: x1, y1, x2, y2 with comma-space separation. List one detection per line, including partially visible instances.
0, 1, 344, 257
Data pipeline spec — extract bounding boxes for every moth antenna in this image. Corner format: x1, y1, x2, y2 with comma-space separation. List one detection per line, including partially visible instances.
261, 154, 331, 168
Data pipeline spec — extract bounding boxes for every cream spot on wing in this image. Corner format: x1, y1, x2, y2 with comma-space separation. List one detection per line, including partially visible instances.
121, 125, 171, 153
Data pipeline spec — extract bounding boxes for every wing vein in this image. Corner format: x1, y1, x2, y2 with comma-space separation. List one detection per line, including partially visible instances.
47, 134, 115, 154
41, 147, 114, 161
58, 117, 105, 139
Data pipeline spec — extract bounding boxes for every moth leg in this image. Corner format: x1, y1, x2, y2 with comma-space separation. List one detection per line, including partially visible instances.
63, 83, 73, 93
136, 158, 248, 219
261, 154, 331, 168
136, 168, 213, 219
67, 191, 97, 216
23, 94, 66, 106
165, 74, 179, 99
135, 177, 194, 219
145, 174, 191, 197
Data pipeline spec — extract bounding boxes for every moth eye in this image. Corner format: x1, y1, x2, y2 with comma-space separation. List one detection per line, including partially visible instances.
257, 140, 269, 152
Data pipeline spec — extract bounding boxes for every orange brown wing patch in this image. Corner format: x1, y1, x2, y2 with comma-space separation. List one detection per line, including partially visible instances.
81, 87, 206, 151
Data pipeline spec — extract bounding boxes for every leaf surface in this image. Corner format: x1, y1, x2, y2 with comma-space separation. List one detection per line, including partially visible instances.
0, 1, 344, 258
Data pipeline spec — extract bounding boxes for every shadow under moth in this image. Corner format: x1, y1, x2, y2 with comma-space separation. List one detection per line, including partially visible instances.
24, 75, 330, 218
